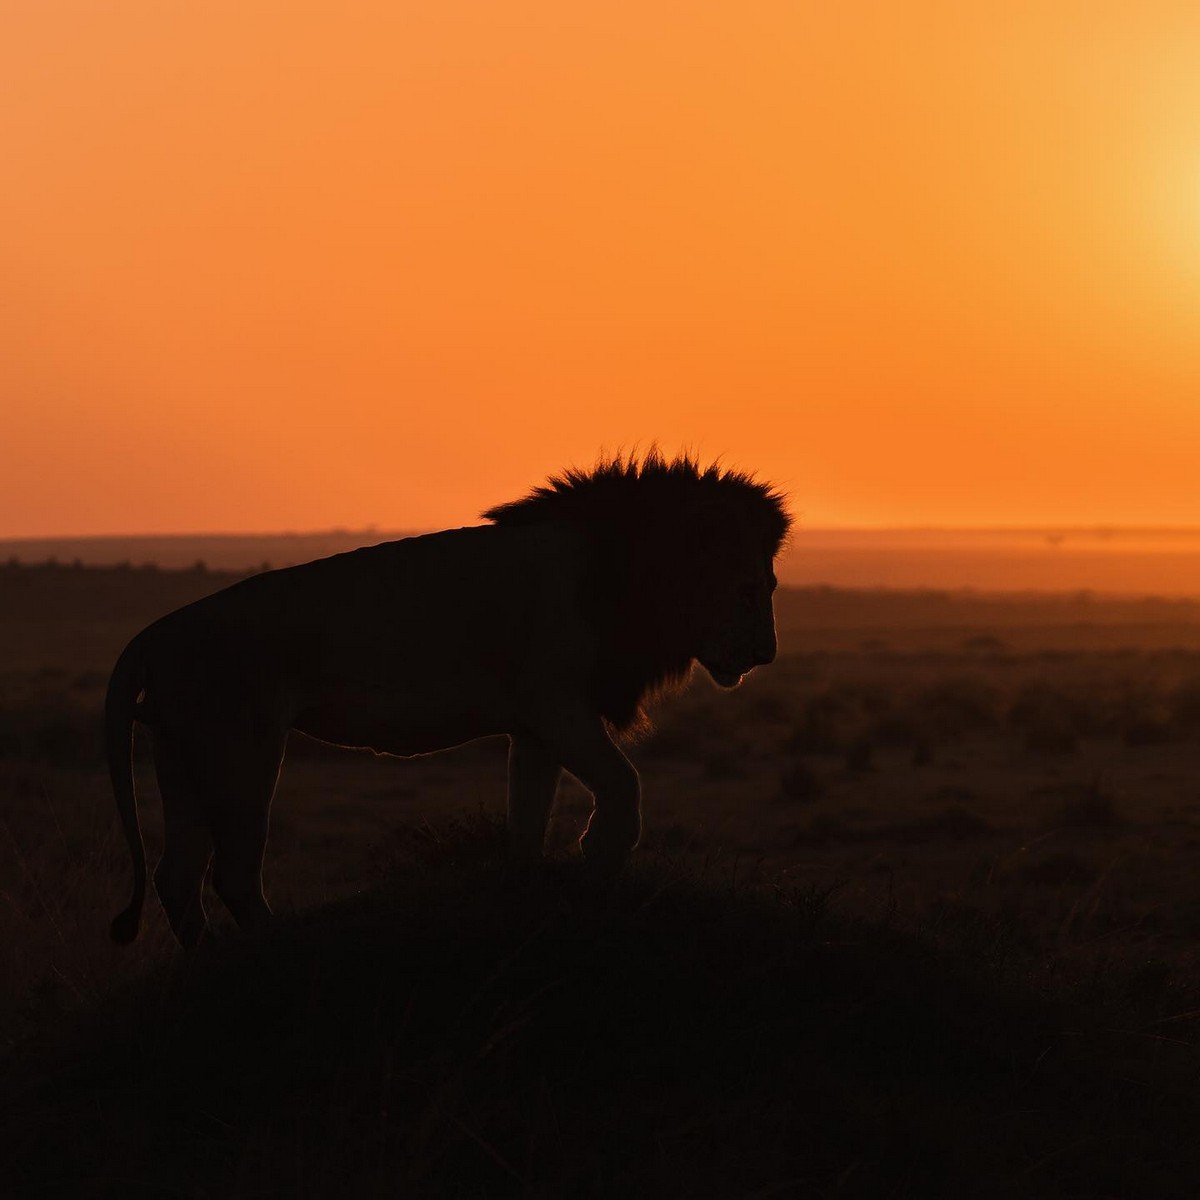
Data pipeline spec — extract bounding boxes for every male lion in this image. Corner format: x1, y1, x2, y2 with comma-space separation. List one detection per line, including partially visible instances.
108, 453, 790, 946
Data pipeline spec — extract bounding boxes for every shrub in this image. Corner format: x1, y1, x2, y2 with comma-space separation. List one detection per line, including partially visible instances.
1009, 683, 1083, 754
790, 684, 890, 756
913, 676, 999, 740
0, 701, 102, 767
1171, 675, 1200, 734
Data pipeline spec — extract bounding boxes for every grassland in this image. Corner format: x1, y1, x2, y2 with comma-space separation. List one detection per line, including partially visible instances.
3, 561, 1200, 1196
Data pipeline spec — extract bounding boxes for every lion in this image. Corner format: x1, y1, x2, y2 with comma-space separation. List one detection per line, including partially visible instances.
108, 452, 791, 946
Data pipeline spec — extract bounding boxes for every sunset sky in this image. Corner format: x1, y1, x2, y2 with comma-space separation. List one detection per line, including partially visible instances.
4, 2, 1200, 537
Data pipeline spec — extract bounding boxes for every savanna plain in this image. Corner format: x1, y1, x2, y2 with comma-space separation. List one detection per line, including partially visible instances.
3, 561, 1200, 1198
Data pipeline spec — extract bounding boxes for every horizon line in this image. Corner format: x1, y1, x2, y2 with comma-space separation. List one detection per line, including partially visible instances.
8, 524, 1200, 542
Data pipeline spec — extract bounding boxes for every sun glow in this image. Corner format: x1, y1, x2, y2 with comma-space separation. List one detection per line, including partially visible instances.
2, 2, 1200, 537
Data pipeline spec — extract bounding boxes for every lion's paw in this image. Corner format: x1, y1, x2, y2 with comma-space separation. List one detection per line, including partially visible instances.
579, 811, 639, 873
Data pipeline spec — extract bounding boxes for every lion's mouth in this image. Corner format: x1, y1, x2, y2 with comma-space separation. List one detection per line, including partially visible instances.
703, 662, 746, 689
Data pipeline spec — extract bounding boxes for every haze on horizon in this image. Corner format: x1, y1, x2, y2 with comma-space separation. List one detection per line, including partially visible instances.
4, 2, 1200, 540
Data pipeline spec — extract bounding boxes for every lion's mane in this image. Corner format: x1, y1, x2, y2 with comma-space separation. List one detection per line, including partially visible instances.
484, 451, 791, 734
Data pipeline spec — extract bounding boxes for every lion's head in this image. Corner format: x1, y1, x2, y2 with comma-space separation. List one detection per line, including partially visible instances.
484, 451, 791, 734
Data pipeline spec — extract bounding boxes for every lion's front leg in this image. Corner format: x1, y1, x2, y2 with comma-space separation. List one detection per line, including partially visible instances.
507, 732, 562, 862
528, 710, 641, 871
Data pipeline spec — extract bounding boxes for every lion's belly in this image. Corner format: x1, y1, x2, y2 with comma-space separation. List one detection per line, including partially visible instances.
291, 683, 505, 757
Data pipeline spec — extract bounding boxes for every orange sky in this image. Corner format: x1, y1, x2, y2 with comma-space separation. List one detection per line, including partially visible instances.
4, 2, 1200, 537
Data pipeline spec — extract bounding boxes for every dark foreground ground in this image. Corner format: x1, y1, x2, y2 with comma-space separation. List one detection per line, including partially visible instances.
4, 562, 1200, 1197
5, 829, 1200, 1200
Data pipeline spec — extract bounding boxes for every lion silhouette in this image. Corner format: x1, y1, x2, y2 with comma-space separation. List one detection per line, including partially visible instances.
107, 452, 791, 946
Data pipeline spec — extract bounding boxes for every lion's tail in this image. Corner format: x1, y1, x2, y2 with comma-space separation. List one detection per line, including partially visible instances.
107, 632, 149, 944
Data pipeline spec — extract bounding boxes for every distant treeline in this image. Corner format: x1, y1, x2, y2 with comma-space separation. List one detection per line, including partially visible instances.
8, 527, 1200, 594
0, 530, 417, 573
0, 558, 251, 623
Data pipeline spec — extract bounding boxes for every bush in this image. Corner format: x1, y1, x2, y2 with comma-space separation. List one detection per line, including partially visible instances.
0, 701, 102, 767
914, 676, 1000, 740
790, 684, 891, 756
1171, 675, 1200, 734
1009, 683, 1084, 754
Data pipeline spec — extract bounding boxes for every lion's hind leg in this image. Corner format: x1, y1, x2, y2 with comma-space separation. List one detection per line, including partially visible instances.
209, 725, 285, 935
151, 728, 215, 949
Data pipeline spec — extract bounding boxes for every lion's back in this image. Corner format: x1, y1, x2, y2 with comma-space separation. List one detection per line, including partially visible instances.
136, 521, 591, 725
